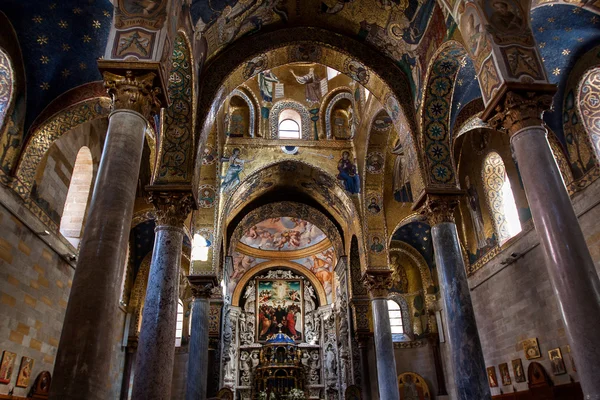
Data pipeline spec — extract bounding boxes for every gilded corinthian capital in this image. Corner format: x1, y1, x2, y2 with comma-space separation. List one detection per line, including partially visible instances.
486, 87, 556, 136
149, 190, 195, 228
361, 270, 394, 299
103, 70, 162, 118
420, 194, 459, 226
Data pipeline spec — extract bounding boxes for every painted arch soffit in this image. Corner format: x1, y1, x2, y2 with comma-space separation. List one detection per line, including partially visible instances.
229, 201, 343, 258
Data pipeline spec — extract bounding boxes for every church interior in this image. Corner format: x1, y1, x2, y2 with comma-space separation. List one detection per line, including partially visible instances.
0, 0, 600, 399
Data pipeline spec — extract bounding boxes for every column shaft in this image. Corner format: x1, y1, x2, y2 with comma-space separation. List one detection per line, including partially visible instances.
431, 222, 490, 400
358, 337, 371, 400
511, 127, 600, 399
371, 298, 400, 400
186, 296, 210, 400
131, 226, 184, 400
50, 110, 147, 400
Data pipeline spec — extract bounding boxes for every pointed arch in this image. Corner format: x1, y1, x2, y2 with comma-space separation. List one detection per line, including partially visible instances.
0, 48, 14, 134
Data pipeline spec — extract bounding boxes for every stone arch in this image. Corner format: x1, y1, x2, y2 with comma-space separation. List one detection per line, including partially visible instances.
154, 31, 196, 183
193, 27, 424, 188
419, 40, 469, 189
231, 260, 328, 307
230, 88, 256, 138
324, 90, 354, 140
269, 100, 311, 140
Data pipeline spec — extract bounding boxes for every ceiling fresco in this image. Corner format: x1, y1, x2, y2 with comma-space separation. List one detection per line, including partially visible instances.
391, 221, 435, 272
239, 217, 328, 251
0, 0, 112, 132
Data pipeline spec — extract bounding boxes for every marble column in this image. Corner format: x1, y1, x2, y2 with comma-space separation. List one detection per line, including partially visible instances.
428, 335, 448, 396
423, 195, 491, 400
491, 91, 600, 399
50, 71, 160, 400
131, 191, 194, 400
361, 271, 400, 400
185, 278, 215, 400
357, 335, 372, 400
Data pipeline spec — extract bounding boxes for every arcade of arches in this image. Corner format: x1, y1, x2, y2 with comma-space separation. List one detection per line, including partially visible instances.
1, 1, 600, 400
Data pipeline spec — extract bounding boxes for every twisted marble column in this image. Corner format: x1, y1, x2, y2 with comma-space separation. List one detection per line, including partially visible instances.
185, 278, 215, 400
50, 71, 160, 400
131, 191, 194, 400
491, 91, 600, 399
362, 271, 400, 400
423, 195, 491, 400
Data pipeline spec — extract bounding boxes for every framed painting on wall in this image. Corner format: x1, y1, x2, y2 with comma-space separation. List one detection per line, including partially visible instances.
256, 278, 303, 341
0, 351, 16, 384
16, 357, 34, 388
512, 358, 526, 383
523, 337, 541, 360
548, 348, 567, 375
486, 366, 498, 388
499, 363, 511, 386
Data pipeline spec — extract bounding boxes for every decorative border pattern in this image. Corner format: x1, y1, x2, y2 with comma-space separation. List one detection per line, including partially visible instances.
269, 100, 311, 140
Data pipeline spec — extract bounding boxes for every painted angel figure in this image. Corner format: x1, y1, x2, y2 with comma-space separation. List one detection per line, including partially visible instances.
221, 148, 253, 193
290, 67, 322, 104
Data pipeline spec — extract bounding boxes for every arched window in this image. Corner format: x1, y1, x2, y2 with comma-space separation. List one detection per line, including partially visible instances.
482, 152, 521, 245
175, 299, 184, 347
60, 146, 94, 248
577, 67, 600, 160
0, 48, 14, 131
387, 299, 404, 334
278, 109, 301, 139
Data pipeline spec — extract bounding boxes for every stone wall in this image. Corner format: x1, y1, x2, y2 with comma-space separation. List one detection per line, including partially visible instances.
394, 343, 438, 396
467, 177, 600, 396
0, 201, 73, 397
0, 191, 126, 398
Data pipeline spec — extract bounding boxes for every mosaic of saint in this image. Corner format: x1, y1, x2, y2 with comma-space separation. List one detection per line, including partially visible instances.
241, 217, 327, 251
257, 279, 303, 341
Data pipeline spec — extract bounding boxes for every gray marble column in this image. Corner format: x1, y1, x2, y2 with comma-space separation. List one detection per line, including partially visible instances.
185, 279, 215, 400
425, 197, 491, 400
362, 271, 400, 400
511, 125, 600, 399
357, 336, 372, 400
131, 192, 194, 400
50, 104, 152, 398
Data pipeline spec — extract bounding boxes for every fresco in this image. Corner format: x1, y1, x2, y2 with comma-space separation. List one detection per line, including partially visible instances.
229, 251, 267, 292
240, 217, 327, 251
293, 247, 335, 302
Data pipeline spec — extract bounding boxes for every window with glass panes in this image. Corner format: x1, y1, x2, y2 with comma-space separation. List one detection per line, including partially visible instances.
175, 300, 184, 346
387, 299, 404, 334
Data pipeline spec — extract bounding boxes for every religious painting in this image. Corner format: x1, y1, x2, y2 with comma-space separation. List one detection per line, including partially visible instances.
290, 67, 322, 105
566, 345, 577, 372
392, 140, 413, 203
258, 70, 280, 103
486, 366, 498, 388
202, 146, 218, 165
198, 185, 216, 208
523, 337, 541, 360
243, 54, 269, 80
460, 4, 490, 63
115, 0, 168, 29
367, 194, 382, 215
344, 59, 370, 85
373, 114, 393, 131
499, 363, 511, 386
512, 358, 526, 383
113, 29, 156, 60
296, 247, 335, 303
366, 152, 384, 174
0, 351, 16, 384
397, 372, 431, 400
257, 279, 303, 341
221, 148, 253, 193
16, 357, 33, 388
548, 348, 567, 375
229, 252, 266, 292
385, 93, 401, 121
465, 175, 487, 249
369, 235, 385, 254
337, 151, 360, 194
481, 0, 532, 46
241, 217, 326, 251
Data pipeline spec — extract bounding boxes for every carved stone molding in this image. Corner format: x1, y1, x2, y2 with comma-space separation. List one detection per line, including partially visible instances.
148, 189, 195, 228
420, 194, 459, 226
487, 89, 556, 136
103, 70, 162, 118
187, 275, 219, 299
361, 270, 393, 299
